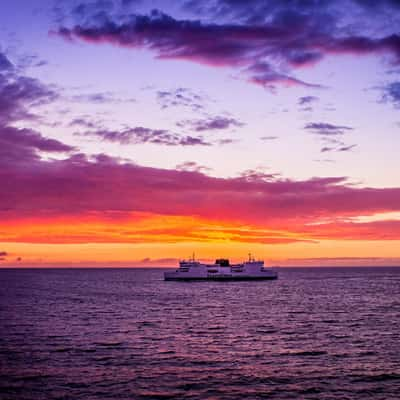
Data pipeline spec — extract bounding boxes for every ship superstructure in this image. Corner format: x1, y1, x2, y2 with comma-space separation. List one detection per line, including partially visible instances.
164, 254, 278, 281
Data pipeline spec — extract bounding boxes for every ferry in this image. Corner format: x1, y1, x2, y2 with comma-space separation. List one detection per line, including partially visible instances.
164, 254, 278, 281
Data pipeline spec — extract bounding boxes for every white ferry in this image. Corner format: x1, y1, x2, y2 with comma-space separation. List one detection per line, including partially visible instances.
164, 254, 278, 281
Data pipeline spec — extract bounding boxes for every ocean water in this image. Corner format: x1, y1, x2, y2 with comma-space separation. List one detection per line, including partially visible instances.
1, 267, 400, 400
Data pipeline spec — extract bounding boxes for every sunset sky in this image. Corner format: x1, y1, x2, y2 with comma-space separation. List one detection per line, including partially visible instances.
1, 0, 400, 266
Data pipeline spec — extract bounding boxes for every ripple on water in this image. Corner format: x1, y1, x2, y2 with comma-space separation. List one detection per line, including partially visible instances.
1, 267, 400, 400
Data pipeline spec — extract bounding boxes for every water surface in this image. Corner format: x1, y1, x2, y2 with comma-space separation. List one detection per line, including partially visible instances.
1, 267, 399, 399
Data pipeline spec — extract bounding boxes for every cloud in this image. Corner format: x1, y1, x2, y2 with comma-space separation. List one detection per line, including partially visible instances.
69, 117, 102, 129
0, 53, 74, 164
0, 60, 57, 124
177, 116, 244, 132
0, 144, 400, 244
77, 126, 212, 146
337, 144, 357, 152
156, 87, 205, 111
245, 62, 323, 89
314, 158, 336, 163
4, 154, 400, 223
0, 125, 75, 165
320, 144, 356, 153
304, 122, 353, 135
353, 0, 400, 10
298, 95, 319, 105
217, 138, 237, 145
2, 150, 400, 244
71, 91, 135, 104
0, 53, 13, 71
381, 81, 400, 107
183, 0, 335, 21
54, 10, 324, 88
176, 161, 212, 173
260, 136, 278, 141
70, 0, 115, 21
277, 256, 400, 267
55, 7, 400, 90
134, 257, 179, 266
0, 250, 7, 261
239, 168, 280, 182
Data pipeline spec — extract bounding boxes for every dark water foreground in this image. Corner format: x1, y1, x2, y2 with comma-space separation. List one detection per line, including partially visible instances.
1, 267, 400, 400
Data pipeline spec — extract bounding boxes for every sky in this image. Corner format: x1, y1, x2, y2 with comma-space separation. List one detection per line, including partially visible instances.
1, 0, 400, 267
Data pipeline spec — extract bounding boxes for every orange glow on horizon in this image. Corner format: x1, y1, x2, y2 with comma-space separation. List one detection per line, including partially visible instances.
1, 212, 400, 267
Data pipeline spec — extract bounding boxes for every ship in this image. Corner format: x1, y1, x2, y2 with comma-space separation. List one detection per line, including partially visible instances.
164, 254, 278, 281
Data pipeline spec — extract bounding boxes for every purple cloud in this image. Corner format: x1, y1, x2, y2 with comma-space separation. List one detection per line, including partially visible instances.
56, 7, 400, 90
78, 127, 211, 146
69, 117, 101, 129
304, 122, 354, 136
0, 126, 75, 165
177, 116, 244, 132
246, 61, 323, 89
320, 143, 357, 153
176, 161, 212, 173
337, 144, 357, 152
381, 81, 400, 107
71, 91, 135, 104
0, 53, 74, 165
260, 136, 278, 141
0, 53, 13, 71
298, 95, 319, 106
156, 88, 205, 111
0, 62, 57, 124
55, 10, 324, 88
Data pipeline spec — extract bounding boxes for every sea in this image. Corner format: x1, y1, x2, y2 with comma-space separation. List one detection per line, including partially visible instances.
1, 267, 400, 400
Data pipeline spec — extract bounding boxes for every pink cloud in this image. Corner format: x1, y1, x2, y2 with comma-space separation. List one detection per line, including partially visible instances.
2, 151, 400, 243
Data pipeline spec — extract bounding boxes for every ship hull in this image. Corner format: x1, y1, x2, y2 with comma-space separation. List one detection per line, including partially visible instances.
164, 275, 278, 281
